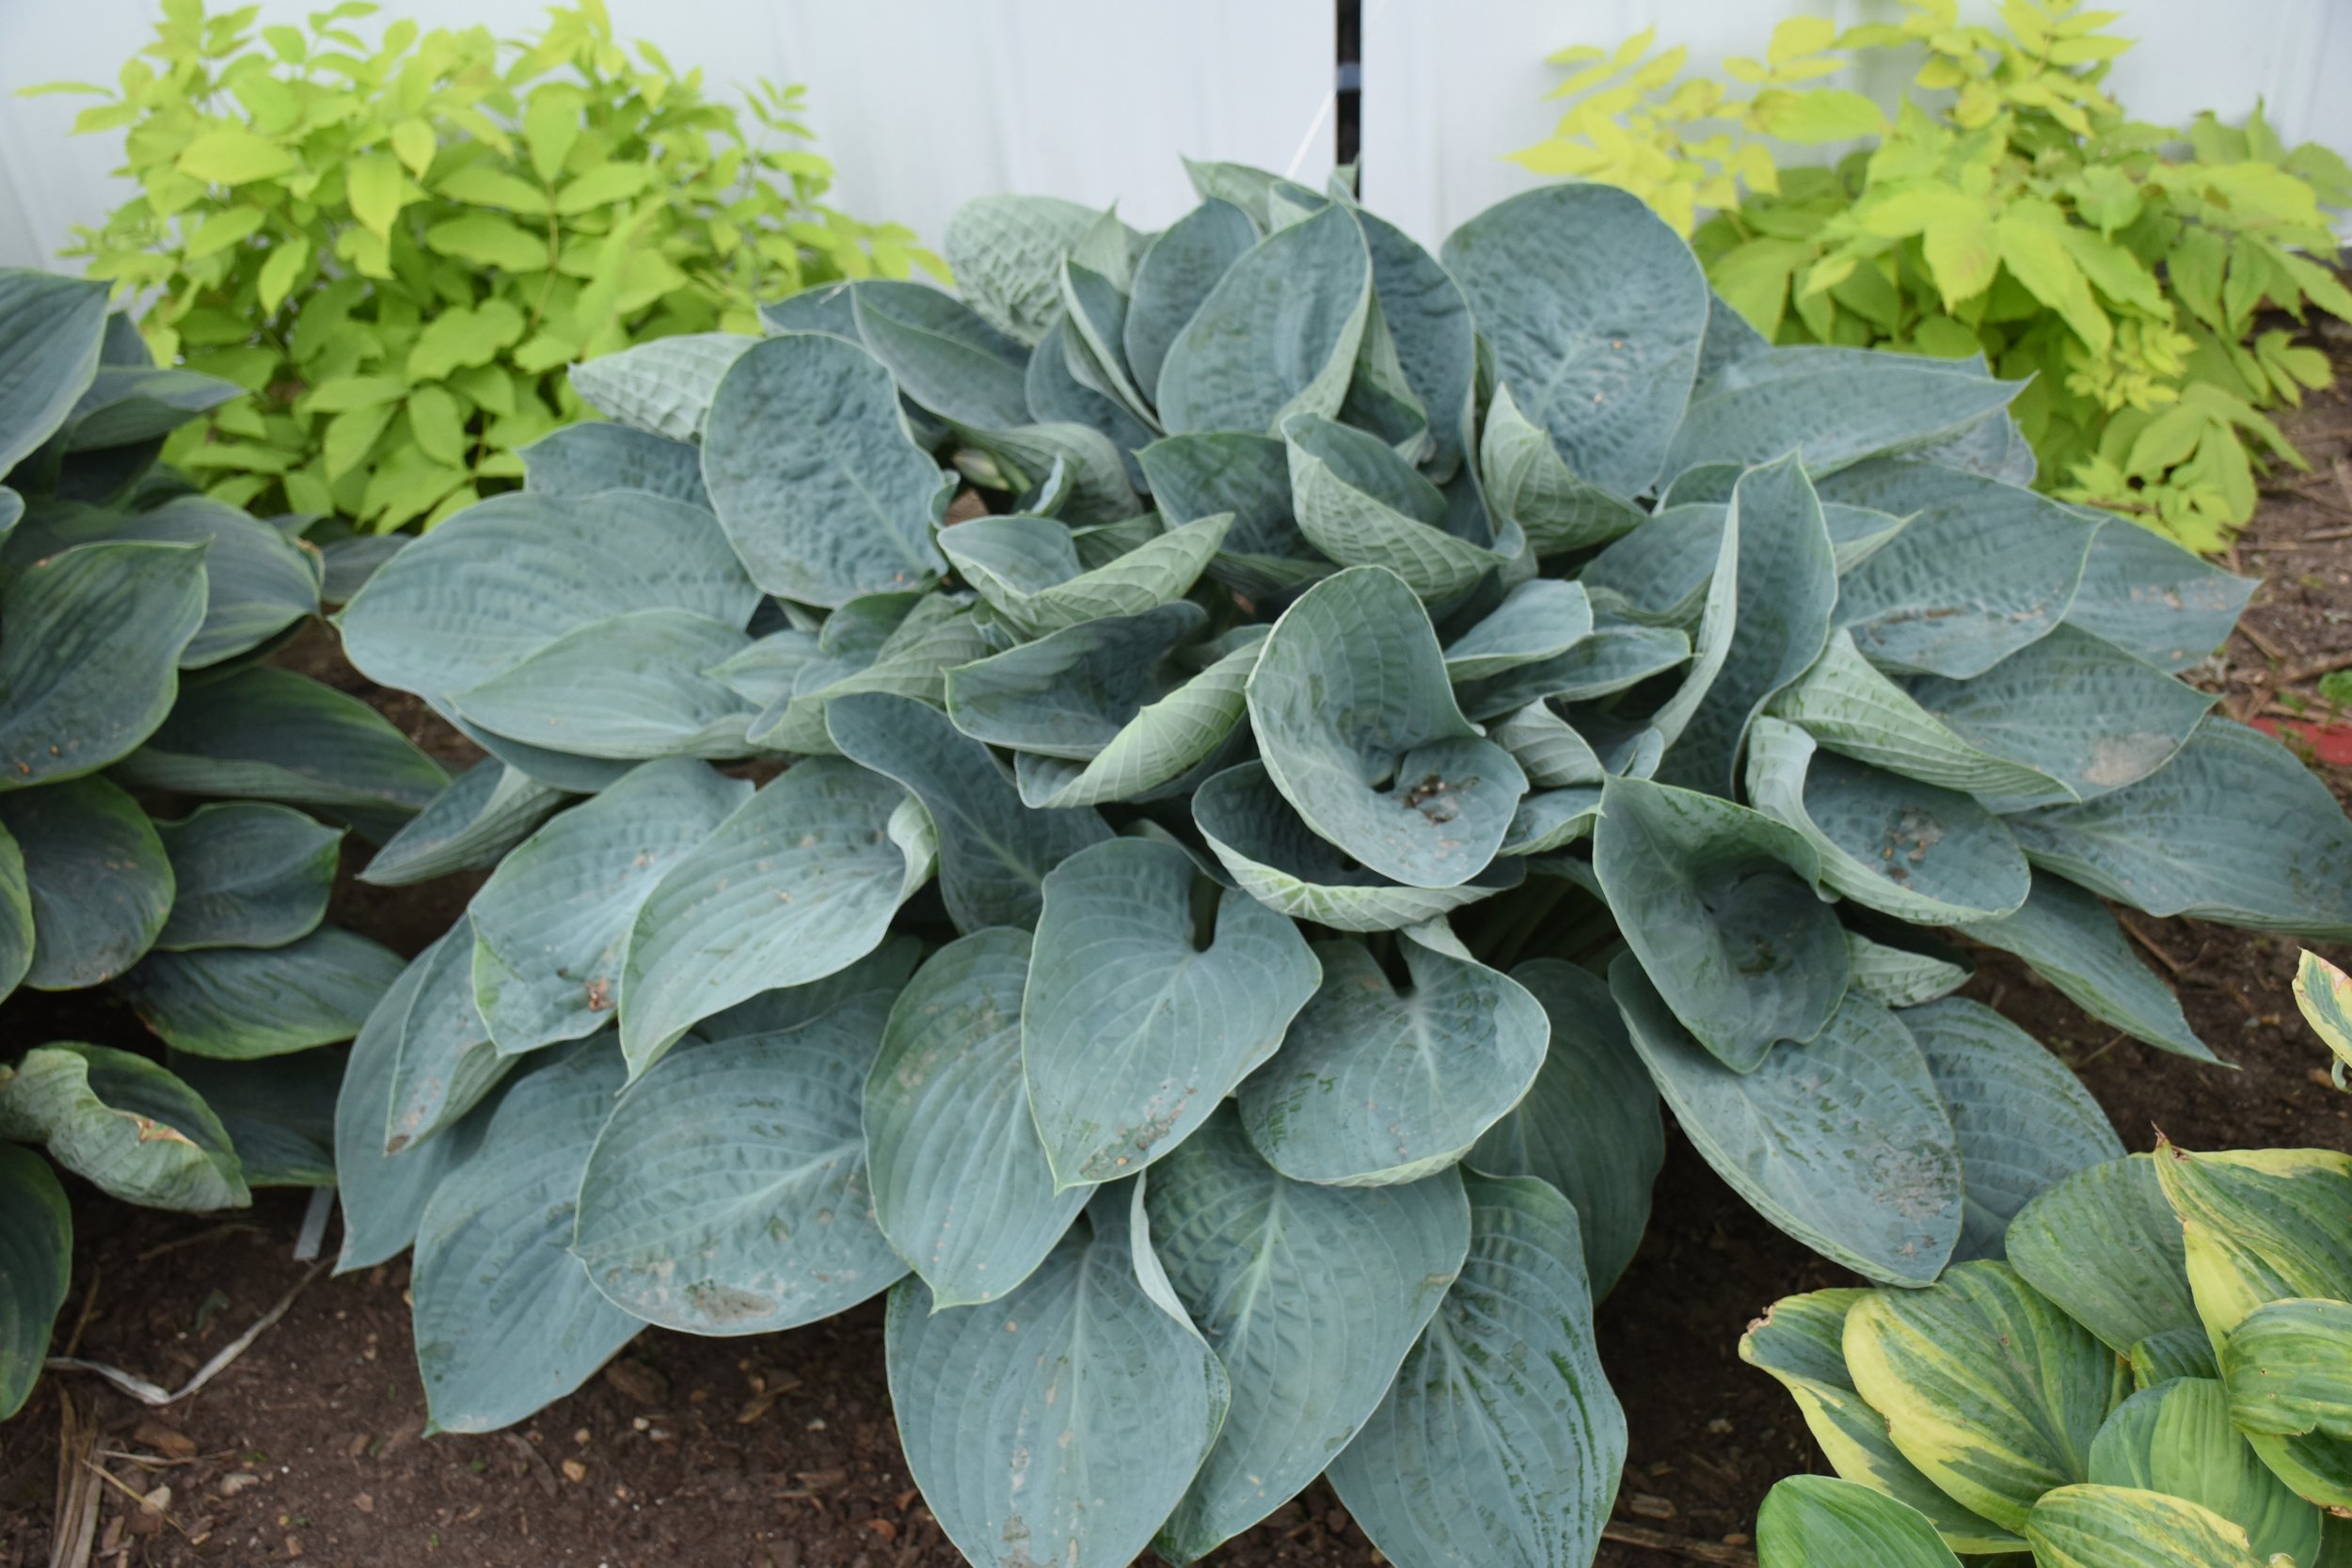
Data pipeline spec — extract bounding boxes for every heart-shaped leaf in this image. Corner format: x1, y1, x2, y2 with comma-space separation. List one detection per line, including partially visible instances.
152, 802, 343, 951
1157, 203, 1371, 436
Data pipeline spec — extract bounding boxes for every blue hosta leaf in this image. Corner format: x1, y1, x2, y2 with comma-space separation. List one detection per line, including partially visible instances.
2063, 519, 2255, 673
0, 1142, 69, 1419
315, 531, 405, 605
701, 333, 952, 607
0, 818, 26, 1001
701, 936, 923, 1042
939, 511, 1228, 636
851, 281, 1031, 429
706, 626, 821, 708
384, 914, 505, 1154
2007, 1156, 2199, 1356
518, 423, 710, 508
1327, 1173, 1626, 1568
1952, 874, 2217, 1062
1666, 346, 2022, 478
1357, 208, 1476, 479
1491, 703, 1606, 787
0, 541, 204, 790
1058, 260, 1156, 426
1844, 929, 1972, 1009
1579, 501, 1723, 625
4, 777, 171, 989
1502, 784, 1606, 855
1615, 957, 1963, 1284
1645, 505, 1742, 750
568, 331, 754, 442
751, 595, 993, 756
1150, 1108, 1470, 1561
1452, 615, 1692, 721
1181, 156, 1289, 225
1757, 1478, 1968, 1568
1022, 836, 1319, 1187
112, 666, 450, 843
1027, 317, 1155, 483
618, 757, 930, 1077
1443, 183, 1708, 499
1745, 719, 2032, 923
449, 608, 755, 761
1240, 923, 1547, 1187
359, 760, 572, 888
0, 272, 107, 472
1478, 386, 1648, 558
2089, 1377, 2323, 1567
1124, 198, 1258, 405
1248, 566, 1527, 888
0, 1042, 246, 1212
171, 1049, 343, 1189
886, 1187, 1229, 1568
1470, 958, 1664, 1299
943, 193, 1103, 347
1285, 414, 1520, 599
2006, 718, 2352, 938
827, 692, 1111, 931
472, 758, 750, 1056
575, 991, 907, 1335
1136, 432, 1333, 597
409, 1042, 643, 1433
118, 927, 404, 1059
1820, 461, 2102, 679
1825, 501, 1913, 575
1594, 775, 1845, 1072
1157, 204, 1371, 436
1902, 997, 2124, 1263
153, 802, 342, 951
864, 928, 1083, 1307
954, 419, 1144, 524
1191, 761, 1524, 932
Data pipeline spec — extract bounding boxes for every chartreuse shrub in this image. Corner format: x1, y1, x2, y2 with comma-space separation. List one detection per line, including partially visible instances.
1514, 2, 2352, 551
1743, 1126, 2352, 1568
41, 0, 931, 532
0, 269, 448, 1420
326, 155, 2352, 1568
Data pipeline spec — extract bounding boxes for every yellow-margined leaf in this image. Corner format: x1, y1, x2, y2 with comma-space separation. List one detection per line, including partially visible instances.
2153, 1144, 2352, 1345
2026, 1484, 2265, 1568
2292, 950, 2352, 1083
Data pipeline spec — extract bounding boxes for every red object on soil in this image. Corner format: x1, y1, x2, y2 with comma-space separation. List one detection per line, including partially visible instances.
2252, 716, 2352, 767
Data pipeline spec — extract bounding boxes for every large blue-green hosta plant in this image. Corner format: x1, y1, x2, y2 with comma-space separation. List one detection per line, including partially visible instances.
330, 160, 2352, 1568
0, 271, 446, 1422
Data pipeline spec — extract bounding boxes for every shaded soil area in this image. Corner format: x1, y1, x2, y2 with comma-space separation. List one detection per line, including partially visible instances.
10, 358, 2352, 1568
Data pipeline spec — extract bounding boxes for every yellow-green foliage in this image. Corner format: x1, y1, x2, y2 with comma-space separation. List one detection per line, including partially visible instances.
1514, 1, 2352, 551
38, 0, 937, 531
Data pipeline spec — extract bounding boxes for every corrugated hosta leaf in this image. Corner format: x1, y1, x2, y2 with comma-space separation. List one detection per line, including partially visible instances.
1491, 702, 1605, 787
0, 1042, 246, 1212
2006, 719, 2352, 939
3, 776, 172, 989
706, 627, 821, 710
1136, 432, 1333, 597
2153, 1145, 2352, 1343
1355, 208, 1477, 478
568, 331, 754, 442
1901, 998, 2123, 1262
1757, 1477, 1966, 1568
750, 595, 993, 757
449, 609, 753, 761
1028, 316, 1155, 483
851, 281, 1031, 429
409, 1043, 642, 1433
359, 760, 572, 888
383, 914, 506, 1154
1442, 183, 1708, 499
1819, 461, 2101, 679
1057, 260, 1154, 426
0, 1142, 69, 1419
937, 512, 1228, 637
117, 927, 404, 1059
1149, 1108, 1470, 1562
1644, 499, 1741, 751
618, 758, 930, 1078
1476, 384, 1650, 561
1581, 500, 1721, 623
1157, 203, 1370, 436
2090, 1377, 2325, 1567
1467, 958, 1662, 1297
1248, 566, 1527, 888
886, 1185, 1229, 1568
1594, 775, 1844, 1072
1664, 346, 2022, 479
173, 1048, 342, 1188
469, 758, 747, 1056
1284, 415, 1518, 599
2063, 518, 2254, 673
954, 419, 1143, 524
1190, 761, 1524, 932
575, 991, 907, 1335
335, 952, 493, 1272
702, 936, 922, 1042
1441, 578, 1593, 680
1740, 1289, 2026, 1553
1240, 923, 1547, 1187
1616, 958, 1962, 1284
1844, 930, 1971, 1009
0, 272, 106, 472
943, 193, 1102, 347
1023, 836, 1318, 1187
1124, 198, 1258, 402
864, 928, 1081, 1307
2007, 1155, 2199, 1355
2026, 1485, 2266, 1568
1453, 615, 1692, 721
827, 692, 1111, 931
700, 333, 952, 608
153, 802, 342, 951
1745, 719, 2031, 924
1952, 875, 2216, 1062
0, 541, 205, 790
1327, 1174, 1626, 1568
517, 422, 710, 509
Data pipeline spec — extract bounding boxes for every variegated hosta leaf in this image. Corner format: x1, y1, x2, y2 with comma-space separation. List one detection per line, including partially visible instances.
1148, 1108, 1469, 1562
118, 927, 402, 1060
575, 991, 907, 1335
1441, 579, 1593, 680
851, 280, 1030, 429
2025, 1484, 2266, 1568
937, 512, 1228, 636
2295, 949, 2352, 1084
1900, 997, 2123, 1262
1467, 958, 1662, 1298
1136, 432, 1332, 596
1021, 836, 1319, 1188
2007, 1155, 2200, 1356
1443, 183, 1707, 499
1157, 203, 1370, 436
1238, 922, 1548, 1187
409, 1042, 642, 1433
0, 1143, 69, 1420
1452, 614, 1692, 721
1284, 415, 1518, 599
1618, 958, 1962, 1282
1740, 1289, 2026, 1553
1666, 345, 2022, 479
2008, 719, 2352, 939
0, 271, 106, 471
1744, 718, 2031, 924
1844, 930, 1971, 1009
943, 193, 1101, 346
448, 609, 755, 761
1327, 1173, 1626, 1568
618, 757, 931, 1078
0, 818, 26, 1002
3, 776, 172, 989
700, 332, 952, 607
1248, 565, 1527, 889
1479, 385, 1646, 557
1593, 775, 1844, 1072
0, 1042, 246, 1212
516, 422, 709, 509
1756, 1477, 1967, 1568
1843, 1259, 2127, 1532
334, 954, 492, 1272
383, 916, 505, 1155
568, 331, 754, 442
885, 1185, 1229, 1568
2134, 1329, 2221, 1388
2090, 1376, 2325, 1566
2063, 518, 2256, 673
470, 758, 749, 1056
2224, 1300, 2352, 1463
2153, 1145, 2352, 1344
750, 594, 993, 756
1125, 198, 1259, 402
1953, 874, 2217, 1062
359, 760, 571, 889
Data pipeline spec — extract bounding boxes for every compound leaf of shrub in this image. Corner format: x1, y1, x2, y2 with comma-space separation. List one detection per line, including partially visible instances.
1952, 875, 2216, 1062
153, 801, 343, 951
0, 1042, 246, 1212
517, 423, 709, 509
359, 760, 572, 888
2, 776, 171, 990
118, 927, 404, 1059
1157, 203, 1371, 436
1756, 1477, 1966, 1568
0, 1143, 69, 1420
2007, 1155, 2200, 1356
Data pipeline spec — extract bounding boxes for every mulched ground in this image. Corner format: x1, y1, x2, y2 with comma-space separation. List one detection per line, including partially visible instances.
8, 343, 2352, 1568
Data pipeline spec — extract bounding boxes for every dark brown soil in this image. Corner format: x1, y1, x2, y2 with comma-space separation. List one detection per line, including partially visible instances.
10, 372, 2352, 1568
